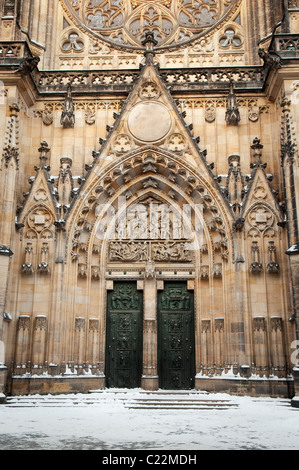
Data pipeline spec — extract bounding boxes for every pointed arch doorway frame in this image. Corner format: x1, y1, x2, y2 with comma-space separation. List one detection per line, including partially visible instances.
100, 182, 200, 391
69, 147, 231, 391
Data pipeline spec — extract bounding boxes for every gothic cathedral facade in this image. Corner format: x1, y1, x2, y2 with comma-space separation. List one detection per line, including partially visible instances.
0, 0, 299, 405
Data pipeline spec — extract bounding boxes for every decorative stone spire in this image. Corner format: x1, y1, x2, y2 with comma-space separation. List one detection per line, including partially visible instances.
227, 155, 243, 218
280, 96, 297, 164
38, 141, 50, 170
142, 31, 158, 60
57, 157, 73, 218
2, 103, 20, 169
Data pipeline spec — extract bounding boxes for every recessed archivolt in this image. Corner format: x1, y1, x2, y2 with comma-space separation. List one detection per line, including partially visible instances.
67, 149, 232, 271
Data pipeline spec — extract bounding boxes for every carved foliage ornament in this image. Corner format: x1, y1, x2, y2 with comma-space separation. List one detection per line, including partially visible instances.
62, 0, 241, 50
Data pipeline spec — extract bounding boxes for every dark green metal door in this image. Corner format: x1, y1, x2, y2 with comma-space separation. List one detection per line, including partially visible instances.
106, 282, 143, 389
158, 282, 195, 390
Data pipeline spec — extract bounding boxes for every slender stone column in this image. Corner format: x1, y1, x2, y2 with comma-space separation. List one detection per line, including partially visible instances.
74, 317, 85, 366
0, 104, 18, 401
141, 262, 159, 390
252, 317, 268, 377
0, 247, 13, 402
15, 315, 31, 366
47, 227, 66, 368
88, 319, 99, 365
200, 319, 212, 376
214, 318, 225, 374
32, 315, 47, 367
287, 247, 299, 407
270, 317, 285, 377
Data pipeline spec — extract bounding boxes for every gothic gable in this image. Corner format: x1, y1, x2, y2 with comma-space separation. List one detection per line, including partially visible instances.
242, 158, 283, 234
81, 54, 222, 202
241, 151, 284, 275
17, 144, 58, 246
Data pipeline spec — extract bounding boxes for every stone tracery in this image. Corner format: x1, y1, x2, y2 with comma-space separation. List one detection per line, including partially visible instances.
62, 0, 242, 50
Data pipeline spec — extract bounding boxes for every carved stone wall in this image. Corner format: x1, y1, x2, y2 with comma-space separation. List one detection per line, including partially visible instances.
0, 0, 297, 398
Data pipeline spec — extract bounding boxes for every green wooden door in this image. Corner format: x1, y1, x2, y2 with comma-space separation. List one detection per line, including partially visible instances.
158, 282, 195, 390
106, 282, 143, 389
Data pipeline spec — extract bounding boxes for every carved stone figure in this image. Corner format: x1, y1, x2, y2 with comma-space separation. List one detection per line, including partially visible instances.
61, 85, 75, 128
225, 82, 240, 125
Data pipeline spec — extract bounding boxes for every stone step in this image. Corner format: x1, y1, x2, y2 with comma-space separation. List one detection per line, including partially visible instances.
125, 397, 238, 410
5, 394, 111, 407
127, 390, 238, 409
126, 403, 238, 410
127, 406, 236, 410
5, 390, 239, 410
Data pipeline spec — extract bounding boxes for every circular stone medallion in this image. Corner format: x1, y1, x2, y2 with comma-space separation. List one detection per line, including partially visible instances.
128, 102, 172, 142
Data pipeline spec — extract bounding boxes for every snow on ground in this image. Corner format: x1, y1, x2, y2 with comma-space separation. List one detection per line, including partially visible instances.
0, 389, 298, 451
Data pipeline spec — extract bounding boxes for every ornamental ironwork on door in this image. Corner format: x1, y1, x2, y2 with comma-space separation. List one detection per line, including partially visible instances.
158, 282, 195, 390
106, 282, 143, 388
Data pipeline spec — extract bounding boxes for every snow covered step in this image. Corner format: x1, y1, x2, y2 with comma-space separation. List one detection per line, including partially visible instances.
125, 398, 238, 410
122, 391, 239, 410
5, 394, 112, 407
5, 390, 239, 410
126, 405, 236, 410
5, 398, 93, 408
126, 404, 237, 410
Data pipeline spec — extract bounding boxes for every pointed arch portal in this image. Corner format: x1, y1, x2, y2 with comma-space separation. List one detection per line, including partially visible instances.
67, 143, 232, 390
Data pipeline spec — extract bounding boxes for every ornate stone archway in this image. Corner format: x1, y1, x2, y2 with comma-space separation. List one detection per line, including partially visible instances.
65, 147, 233, 389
